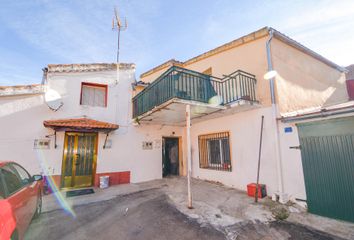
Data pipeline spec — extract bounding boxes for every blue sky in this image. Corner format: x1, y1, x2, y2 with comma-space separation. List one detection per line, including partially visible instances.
0, 0, 353, 86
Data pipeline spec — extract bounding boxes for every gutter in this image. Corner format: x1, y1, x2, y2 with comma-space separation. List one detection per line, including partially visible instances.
280, 106, 354, 123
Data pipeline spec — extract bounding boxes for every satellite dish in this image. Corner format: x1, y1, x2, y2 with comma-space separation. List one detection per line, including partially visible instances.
45, 88, 63, 111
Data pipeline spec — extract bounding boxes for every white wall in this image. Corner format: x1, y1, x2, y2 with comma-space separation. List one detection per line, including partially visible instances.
271, 38, 347, 114
278, 122, 306, 200
190, 107, 280, 195
188, 106, 308, 199
0, 69, 135, 176
0, 93, 61, 175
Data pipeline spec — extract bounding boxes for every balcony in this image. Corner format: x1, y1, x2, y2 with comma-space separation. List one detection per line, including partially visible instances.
132, 66, 258, 125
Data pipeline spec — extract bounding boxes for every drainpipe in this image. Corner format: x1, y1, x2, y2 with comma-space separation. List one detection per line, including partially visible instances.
266, 28, 287, 203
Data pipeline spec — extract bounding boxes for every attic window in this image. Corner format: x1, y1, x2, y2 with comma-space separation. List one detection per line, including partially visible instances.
80, 82, 107, 107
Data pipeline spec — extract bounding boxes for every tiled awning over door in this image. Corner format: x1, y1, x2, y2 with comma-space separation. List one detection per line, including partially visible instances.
43, 118, 118, 132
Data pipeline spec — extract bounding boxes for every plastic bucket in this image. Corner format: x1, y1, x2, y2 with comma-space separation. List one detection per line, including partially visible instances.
99, 176, 109, 189
247, 183, 267, 198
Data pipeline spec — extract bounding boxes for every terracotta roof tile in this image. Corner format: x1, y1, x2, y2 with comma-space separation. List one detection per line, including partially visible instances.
46, 63, 135, 73
0, 84, 44, 97
43, 118, 118, 131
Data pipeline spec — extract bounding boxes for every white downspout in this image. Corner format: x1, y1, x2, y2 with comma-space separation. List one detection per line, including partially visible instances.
266, 29, 287, 203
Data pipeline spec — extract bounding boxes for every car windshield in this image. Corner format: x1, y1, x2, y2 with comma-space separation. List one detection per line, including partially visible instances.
0, 173, 5, 199
1, 166, 22, 195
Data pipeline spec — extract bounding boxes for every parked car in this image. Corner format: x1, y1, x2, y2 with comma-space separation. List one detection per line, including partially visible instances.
0, 162, 43, 240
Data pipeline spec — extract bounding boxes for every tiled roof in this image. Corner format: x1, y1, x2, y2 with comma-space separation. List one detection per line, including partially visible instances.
43, 118, 119, 131
46, 63, 135, 73
0, 84, 44, 97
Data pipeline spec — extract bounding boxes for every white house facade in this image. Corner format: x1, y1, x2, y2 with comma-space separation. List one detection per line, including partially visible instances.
1, 27, 353, 222
0, 63, 185, 189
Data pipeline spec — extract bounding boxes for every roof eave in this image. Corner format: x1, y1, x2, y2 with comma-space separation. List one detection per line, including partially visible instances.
43, 126, 118, 133
140, 26, 347, 79
269, 27, 347, 73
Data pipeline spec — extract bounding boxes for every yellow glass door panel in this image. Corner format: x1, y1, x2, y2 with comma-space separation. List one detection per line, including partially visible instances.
61, 132, 97, 189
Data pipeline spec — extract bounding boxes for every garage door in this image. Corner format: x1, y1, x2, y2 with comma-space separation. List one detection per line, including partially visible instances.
297, 117, 354, 222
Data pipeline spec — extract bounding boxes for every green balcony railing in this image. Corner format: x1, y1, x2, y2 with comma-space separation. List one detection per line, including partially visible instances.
132, 66, 257, 118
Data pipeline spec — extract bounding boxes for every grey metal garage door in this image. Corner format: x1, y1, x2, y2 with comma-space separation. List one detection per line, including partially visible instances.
297, 116, 354, 222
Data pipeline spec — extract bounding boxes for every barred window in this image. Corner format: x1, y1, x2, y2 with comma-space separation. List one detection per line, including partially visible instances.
198, 132, 232, 171
80, 82, 107, 107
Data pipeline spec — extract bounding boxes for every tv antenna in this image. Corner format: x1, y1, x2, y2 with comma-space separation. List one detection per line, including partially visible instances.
112, 6, 127, 63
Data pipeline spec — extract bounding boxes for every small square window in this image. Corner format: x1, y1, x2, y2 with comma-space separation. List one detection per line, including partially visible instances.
80, 82, 107, 107
198, 132, 231, 171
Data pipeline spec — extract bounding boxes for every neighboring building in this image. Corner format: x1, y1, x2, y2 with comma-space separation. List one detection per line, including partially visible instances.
135, 27, 353, 223
0, 27, 353, 223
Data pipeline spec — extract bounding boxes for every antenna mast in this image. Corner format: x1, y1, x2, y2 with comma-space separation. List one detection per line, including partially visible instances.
112, 6, 127, 63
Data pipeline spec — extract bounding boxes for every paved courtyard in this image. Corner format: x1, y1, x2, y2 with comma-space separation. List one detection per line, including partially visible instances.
25, 189, 225, 240
25, 178, 354, 240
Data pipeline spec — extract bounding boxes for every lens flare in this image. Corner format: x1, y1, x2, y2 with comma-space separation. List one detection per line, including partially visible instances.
35, 149, 76, 218
208, 95, 223, 106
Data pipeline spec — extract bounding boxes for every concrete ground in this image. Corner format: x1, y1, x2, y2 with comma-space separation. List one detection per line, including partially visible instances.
26, 177, 354, 240
26, 189, 224, 240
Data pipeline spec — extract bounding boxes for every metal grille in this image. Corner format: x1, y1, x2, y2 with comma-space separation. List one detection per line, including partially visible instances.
76, 134, 95, 176
198, 132, 231, 171
65, 135, 75, 176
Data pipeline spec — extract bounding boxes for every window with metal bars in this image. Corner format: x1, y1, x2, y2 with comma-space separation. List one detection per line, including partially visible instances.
198, 132, 232, 171
80, 82, 107, 107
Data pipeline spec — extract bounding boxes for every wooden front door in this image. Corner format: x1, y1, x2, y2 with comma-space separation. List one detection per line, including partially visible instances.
61, 132, 98, 189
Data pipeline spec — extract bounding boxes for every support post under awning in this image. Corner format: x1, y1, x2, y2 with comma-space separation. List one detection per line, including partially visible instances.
54, 131, 57, 149
186, 104, 192, 209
